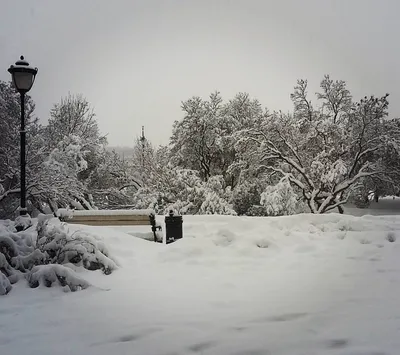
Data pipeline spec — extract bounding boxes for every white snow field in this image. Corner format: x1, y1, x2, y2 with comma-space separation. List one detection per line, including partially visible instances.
2, 200, 400, 355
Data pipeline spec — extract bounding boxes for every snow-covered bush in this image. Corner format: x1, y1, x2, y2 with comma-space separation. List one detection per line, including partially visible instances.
231, 181, 262, 215
131, 187, 164, 213
348, 189, 371, 208
199, 191, 237, 215
14, 214, 33, 231
246, 205, 269, 216
163, 200, 196, 215
0, 215, 116, 295
27, 264, 90, 291
132, 168, 236, 215
260, 178, 304, 216
36, 216, 117, 274
0, 271, 11, 295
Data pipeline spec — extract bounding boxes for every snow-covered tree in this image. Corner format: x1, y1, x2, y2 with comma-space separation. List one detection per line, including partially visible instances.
87, 148, 141, 209
170, 92, 223, 181
170, 92, 267, 188
45, 94, 106, 149
131, 148, 235, 215
237, 76, 398, 214
217, 93, 267, 188
41, 94, 110, 210
29, 135, 92, 212
0, 81, 44, 218
131, 134, 155, 188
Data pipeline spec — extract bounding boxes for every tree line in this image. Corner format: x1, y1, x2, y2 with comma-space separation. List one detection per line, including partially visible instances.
1, 75, 399, 218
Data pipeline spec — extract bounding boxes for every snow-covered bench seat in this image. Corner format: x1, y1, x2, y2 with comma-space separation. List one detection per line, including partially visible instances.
64, 209, 157, 226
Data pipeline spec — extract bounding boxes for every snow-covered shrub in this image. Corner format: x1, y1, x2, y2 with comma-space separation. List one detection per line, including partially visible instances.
231, 181, 262, 215
205, 175, 225, 194
348, 184, 373, 208
56, 208, 73, 221
27, 264, 90, 291
260, 178, 303, 216
0, 215, 116, 295
199, 192, 237, 215
132, 168, 237, 215
131, 187, 164, 213
163, 200, 196, 215
36, 216, 117, 274
0, 271, 11, 295
246, 205, 269, 216
14, 214, 33, 231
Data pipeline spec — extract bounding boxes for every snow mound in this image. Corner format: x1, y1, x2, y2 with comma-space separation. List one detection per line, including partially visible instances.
154, 213, 400, 266
2, 212, 400, 354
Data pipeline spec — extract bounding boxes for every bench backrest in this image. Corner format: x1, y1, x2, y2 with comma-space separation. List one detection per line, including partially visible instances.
65, 209, 155, 226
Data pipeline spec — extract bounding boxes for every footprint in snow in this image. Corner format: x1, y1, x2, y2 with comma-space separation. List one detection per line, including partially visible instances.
325, 338, 349, 349
187, 341, 217, 352
386, 232, 396, 243
252, 312, 309, 323
103, 326, 163, 345
359, 238, 372, 245
231, 350, 271, 355
117, 334, 143, 343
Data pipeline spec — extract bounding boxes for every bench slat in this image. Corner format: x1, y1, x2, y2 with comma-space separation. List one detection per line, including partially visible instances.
67, 219, 151, 226
69, 215, 150, 222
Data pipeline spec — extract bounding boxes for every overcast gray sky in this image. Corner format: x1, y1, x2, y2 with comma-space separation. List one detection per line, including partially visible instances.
1, 0, 398, 147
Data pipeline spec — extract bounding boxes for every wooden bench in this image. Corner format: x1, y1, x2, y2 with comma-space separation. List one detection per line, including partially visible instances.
61, 209, 162, 242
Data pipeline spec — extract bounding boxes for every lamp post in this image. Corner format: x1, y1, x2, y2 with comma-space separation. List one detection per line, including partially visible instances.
8, 56, 38, 216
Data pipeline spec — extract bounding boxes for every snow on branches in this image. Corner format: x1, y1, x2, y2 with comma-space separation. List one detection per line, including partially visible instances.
0, 215, 117, 295
260, 177, 302, 216
237, 76, 397, 214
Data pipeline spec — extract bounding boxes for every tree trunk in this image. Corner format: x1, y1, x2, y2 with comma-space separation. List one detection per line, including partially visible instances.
337, 205, 344, 214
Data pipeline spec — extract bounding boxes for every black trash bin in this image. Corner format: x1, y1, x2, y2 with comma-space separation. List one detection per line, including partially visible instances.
165, 210, 183, 244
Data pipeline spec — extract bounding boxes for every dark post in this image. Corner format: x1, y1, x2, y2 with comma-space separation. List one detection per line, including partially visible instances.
20, 93, 27, 215
149, 213, 162, 243
8, 56, 38, 228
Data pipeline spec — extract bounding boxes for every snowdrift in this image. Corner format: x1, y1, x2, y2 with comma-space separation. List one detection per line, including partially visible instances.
1, 212, 400, 355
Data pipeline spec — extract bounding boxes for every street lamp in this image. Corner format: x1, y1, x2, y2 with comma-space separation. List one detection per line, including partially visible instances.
8, 56, 38, 216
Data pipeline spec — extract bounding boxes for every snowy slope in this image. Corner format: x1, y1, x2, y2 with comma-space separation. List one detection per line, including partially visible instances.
1, 212, 400, 355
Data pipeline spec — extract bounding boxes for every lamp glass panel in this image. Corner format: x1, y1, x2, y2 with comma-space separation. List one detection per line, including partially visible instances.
13, 71, 34, 91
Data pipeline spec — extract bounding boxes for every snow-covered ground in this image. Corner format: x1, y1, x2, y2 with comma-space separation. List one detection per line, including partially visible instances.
2, 202, 400, 355
344, 196, 400, 216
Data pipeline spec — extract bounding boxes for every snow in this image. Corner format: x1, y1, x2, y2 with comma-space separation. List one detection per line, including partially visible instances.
0, 270, 11, 295
2, 202, 400, 354
27, 264, 91, 291
344, 197, 400, 216
14, 214, 32, 230
56, 208, 73, 219
71, 209, 155, 216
